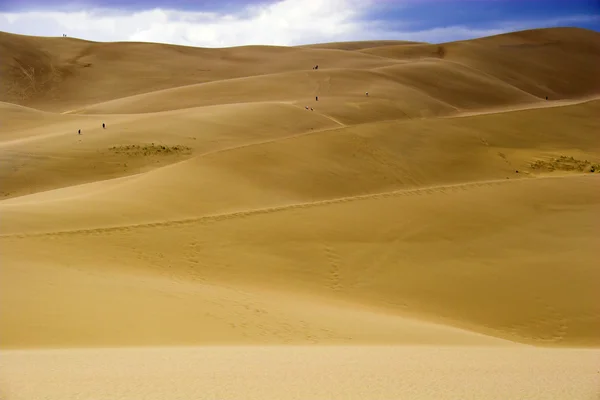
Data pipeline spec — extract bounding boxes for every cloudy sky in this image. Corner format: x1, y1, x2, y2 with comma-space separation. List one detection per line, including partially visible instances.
0, 0, 599, 47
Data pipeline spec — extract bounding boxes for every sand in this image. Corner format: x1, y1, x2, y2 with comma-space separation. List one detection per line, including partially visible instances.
1, 26, 600, 399
2, 346, 599, 400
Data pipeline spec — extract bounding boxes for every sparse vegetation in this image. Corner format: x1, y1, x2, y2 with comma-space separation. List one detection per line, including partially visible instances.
6, 59, 63, 102
530, 155, 600, 173
109, 144, 192, 156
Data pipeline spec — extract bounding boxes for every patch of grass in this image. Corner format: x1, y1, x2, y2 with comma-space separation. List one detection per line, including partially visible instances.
530, 155, 600, 173
109, 143, 192, 156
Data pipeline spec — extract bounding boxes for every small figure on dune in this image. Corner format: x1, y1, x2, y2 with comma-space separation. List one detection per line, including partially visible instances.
366, 92, 369, 97
315, 65, 318, 70
310, 107, 313, 111
78, 129, 81, 135
545, 96, 548, 100
102, 123, 105, 129
315, 96, 318, 101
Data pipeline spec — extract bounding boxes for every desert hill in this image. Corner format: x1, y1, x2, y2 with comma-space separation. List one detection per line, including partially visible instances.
0, 31, 399, 112
2, 98, 599, 233
2, 27, 599, 113
360, 27, 600, 99
1, 26, 600, 400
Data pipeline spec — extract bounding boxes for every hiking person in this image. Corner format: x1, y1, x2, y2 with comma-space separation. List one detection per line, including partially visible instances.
366, 92, 369, 97
78, 129, 81, 135
316, 96, 318, 101
102, 123, 105, 129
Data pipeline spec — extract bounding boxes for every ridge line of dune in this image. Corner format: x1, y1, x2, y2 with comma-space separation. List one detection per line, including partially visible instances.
60, 65, 406, 114
0, 122, 345, 201
447, 95, 600, 118
3, 95, 598, 202
0, 118, 362, 202
59, 90, 600, 124
0, 118, 361, 202
0, 102, 336, 148
432, 58, 544, 101
368, 68, 462, 112
2, 174, 594, 238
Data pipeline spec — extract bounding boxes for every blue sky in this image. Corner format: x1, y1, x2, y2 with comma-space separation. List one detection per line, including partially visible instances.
0, 0, 598, 47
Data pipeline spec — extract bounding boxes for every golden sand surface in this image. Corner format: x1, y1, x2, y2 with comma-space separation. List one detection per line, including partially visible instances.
1, 27, 599, 399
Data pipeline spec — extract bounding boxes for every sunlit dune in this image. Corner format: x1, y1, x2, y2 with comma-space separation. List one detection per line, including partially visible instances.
1, 26, 599, 399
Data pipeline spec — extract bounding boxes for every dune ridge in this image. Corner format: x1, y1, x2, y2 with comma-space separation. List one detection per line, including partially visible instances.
1, 26, 599, 399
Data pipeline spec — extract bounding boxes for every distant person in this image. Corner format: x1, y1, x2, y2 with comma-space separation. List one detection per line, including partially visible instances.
366, 92, 369, 97
315, 65, 318, 70
78, 129, 81, 135
310, 107, 313, 111
102, 123, 105, 129
316, 96, 318, 101
545, 96, 548, 100
305, 106, 309, 110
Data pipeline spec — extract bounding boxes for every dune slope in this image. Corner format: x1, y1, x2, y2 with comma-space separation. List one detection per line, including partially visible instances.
0, 31, 400, 112
2, 99, 599, 235
1, 27, 600, 398
362, 27, 600, 99
2, 26, 600, 399
2, 172, 599, 348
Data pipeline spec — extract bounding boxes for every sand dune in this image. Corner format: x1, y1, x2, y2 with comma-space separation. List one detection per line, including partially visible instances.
2, 174, 599, 348
1, 27, 599, 399
0, 31, 399, 112
71, 68, 458, 118
2, 100, 599, 234
0, 102, 340, 198
363, 27, 600, 99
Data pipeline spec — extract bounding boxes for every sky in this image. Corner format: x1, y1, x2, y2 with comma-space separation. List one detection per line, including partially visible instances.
0, 0, 599, 47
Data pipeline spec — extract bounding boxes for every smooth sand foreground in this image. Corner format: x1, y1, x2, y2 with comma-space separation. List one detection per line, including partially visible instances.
1, 346, 599, 400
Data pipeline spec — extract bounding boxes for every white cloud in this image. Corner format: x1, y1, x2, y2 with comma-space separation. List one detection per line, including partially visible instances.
0, 0, 597, 47
0, 0, 379, 47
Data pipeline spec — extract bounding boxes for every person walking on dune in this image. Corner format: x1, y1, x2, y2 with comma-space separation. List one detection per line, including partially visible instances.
78, 129, 81, 135
102, 123, 105, 129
